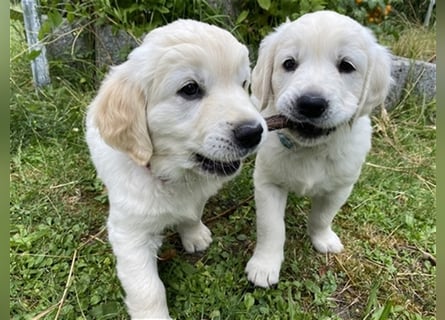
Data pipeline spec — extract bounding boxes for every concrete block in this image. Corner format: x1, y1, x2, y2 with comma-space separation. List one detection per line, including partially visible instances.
94, 25, 141, 70
386, 56, 436, 109
45, 18, 93, 66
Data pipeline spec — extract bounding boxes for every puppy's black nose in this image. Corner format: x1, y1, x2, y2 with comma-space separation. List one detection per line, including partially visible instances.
233, 121, 263, 149
297, 94, 328, 118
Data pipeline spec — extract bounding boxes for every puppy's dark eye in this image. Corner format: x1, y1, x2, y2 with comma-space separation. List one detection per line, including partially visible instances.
178, 81, 203, 100
338, 59, 356, 73
242, 80, 248, 89
283, 58, 297, 72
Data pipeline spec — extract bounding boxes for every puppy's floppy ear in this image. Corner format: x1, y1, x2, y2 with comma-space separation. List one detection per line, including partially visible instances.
93, 69, 153, 166
359, 39, 393, 116
251, 26, 283, 111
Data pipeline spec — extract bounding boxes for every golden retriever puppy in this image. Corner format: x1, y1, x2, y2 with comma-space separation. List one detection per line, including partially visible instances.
86, 19, 266, 319
245, 11, 392, 288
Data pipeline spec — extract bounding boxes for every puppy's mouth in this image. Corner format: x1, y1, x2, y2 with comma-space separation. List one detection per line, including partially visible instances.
195, 154, 241, 176
291, 121, 336, 139
265, 115, 336, 139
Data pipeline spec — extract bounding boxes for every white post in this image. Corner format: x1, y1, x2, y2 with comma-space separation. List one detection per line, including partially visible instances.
424, 0, 435, 27
22, 0, 51, 87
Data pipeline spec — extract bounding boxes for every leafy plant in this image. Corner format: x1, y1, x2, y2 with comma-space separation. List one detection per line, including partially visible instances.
37, 0, 228, 37
228, 0, 413, 62
232, 0, 328, 56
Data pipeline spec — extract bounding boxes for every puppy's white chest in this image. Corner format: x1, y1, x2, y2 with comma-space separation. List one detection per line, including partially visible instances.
256, 128, 370, 197
279, 155, 331, 196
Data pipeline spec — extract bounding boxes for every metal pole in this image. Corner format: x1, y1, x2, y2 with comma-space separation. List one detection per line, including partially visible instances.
424, 0, 435, 27
22, 0, 51, 87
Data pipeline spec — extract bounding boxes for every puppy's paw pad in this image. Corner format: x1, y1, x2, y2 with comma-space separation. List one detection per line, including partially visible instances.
310, 229, 344, 253
245, 255, 282, 288
180, 223, 212, 253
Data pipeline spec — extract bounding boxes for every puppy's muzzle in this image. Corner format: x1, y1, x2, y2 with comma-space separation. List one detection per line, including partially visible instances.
194, 121, 264, 177
270, 93, 336, 140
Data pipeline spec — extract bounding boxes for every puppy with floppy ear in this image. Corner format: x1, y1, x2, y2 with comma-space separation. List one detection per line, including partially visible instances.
245, 10, 392, 288
86, 19, 266, 319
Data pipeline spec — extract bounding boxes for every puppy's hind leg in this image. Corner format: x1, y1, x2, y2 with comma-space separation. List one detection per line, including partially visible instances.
245, 182, 288, 288
308, 186, 353, 253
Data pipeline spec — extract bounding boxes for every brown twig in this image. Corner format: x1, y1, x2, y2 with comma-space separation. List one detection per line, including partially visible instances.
403, 245, 436, 266
54, 249, 78, 320
78, 226, 107, 250
204, 195, 254, 224
265, 115, 290, 131
164, 195, 254, 240
428, 54, 436, 63
31, 303, 59, 320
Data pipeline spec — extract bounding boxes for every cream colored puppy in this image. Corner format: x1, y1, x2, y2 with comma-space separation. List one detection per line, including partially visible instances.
245, 11, 392, 288
86, 20, 266, 319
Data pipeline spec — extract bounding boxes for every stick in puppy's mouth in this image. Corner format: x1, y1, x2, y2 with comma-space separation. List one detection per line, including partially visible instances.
265, 115, 291, 131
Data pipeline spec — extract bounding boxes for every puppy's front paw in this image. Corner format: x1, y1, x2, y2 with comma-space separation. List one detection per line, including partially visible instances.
179, 221, 212, 253
310, 228, 344, 253
245, 253, 282, 288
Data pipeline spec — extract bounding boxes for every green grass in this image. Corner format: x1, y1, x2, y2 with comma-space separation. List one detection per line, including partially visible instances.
10, 16, 435, 320
380, 8, 436, 62
380, 20, 436, 62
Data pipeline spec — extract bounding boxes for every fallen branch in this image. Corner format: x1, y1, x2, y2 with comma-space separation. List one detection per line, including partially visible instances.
204, 195, 254, 224
31, 303, 59, 320
165, 195, 255, 241
404, 245, 436, 266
